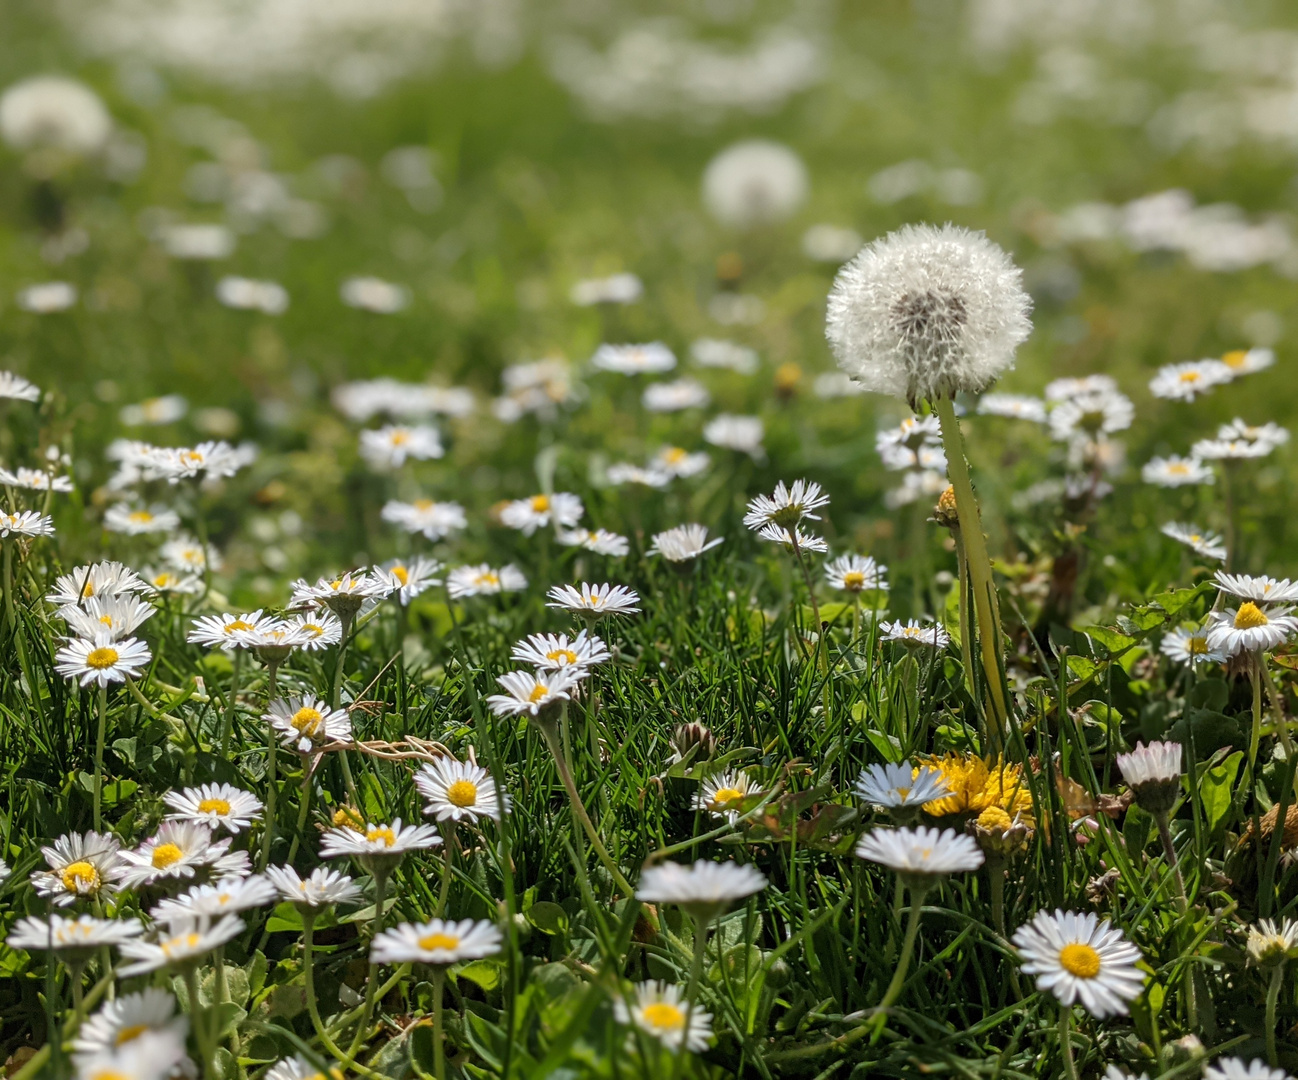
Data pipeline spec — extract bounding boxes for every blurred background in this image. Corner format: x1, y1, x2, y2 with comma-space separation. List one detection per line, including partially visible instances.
2, 0, 1298, 591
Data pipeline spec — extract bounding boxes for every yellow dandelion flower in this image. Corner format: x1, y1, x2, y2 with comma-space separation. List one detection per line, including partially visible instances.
922, 754, 1034, 819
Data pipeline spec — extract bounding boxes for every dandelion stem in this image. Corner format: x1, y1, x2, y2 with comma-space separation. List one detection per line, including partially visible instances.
1058, 1003, 1078, 1080
1267, 963, 1284, 1067
93, 685, 107, 832
537, 716, 634, 897
933, 395, 1007, 744
871, 885, 926, 1041
432, 967, 447, 1080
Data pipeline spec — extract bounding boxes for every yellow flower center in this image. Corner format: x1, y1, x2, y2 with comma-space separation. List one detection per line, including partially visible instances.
1235, 601, 1269, 630
301, 623, 323, 637
842, 571, 866, 590
1223, 349, 1248, 369
61, 860, 100, 893
128, 511, 153, 523
225, 619, 253, 633
99, 614, 114, 626
151, 843, 184, 869
711, 787, 744, 807
641, 1002, 686, 1031
391, 565, 409, 585
291, 707, 323, 735
977, 806, 1014, 832
86, 647, 120, 670
161, 932, 203, 956
91, 1071, 131, 1080
333, 807, 364, 830
153, 574, 173, 587
198, 797, 232, 816
82, 581, 95, 598
664, 447, 686, 464
530, 494, 550, 513
476, 572, 500, 588
367, 827, 397, 847
446, 779, 479, 807
1187, 635, 1210, 655
1059, 943, 1102, 979
1178, 371, 1201, 383
546, 648, 577, 665
114, 1024, 149, 1045
528, 683, 549, 703
1167, 463, 1190, 476
418, 932, 461, 952
414, 499, 435, 510
390, 429, 409, 445
181, 450, 204, 465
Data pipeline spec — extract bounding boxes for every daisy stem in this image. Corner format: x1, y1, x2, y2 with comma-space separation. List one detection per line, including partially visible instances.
184, 965, 217, 1080
791, 536, 832, 724
93, 684, 107, 833
933, 395, 1007, 746
1258, 655, 1298, 799
2, 540, 13, 635
432, 967, 447, 1080
1155, 810, 1199, 1030
260, 736, 279, 872
1267, 962, 1284, 1067
436, 822, 455, 916
287, 763, 312, 866
670, 915, 709, 1078
1057, 1004, 1078, 1080
348, 869, 389, 1057
1249, 654, 1264, 789
301, 914, 384, 1079
870, 885, 927, 1042
220, 648, 243, 759
538, 717, 634, 897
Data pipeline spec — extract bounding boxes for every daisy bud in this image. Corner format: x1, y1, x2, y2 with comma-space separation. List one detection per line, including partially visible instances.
825, 223, 1033, 408
1115, 741, 1183, 817
670, 722, 718, 765
1246, 918, 1298, 968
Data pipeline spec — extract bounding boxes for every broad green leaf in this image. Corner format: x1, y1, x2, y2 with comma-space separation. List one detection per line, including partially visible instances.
1200, 750, 1243, 834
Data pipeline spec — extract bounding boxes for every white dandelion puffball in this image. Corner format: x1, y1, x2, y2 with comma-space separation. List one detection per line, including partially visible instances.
825, 223, 1033, 405
0, 76, 112, 156
702, 140, 808, 229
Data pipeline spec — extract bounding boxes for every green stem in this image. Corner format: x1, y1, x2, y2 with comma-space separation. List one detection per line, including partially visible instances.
1058, 1003, 1078, 1080
934, 395, 1007, 744
286, 763, 312, 867
1156, 811, 1197, 1030
432, 967, 447, 1080
302, 915, 383, 1078
537, 718, 634, 896
185, 965, 216, 1080
93, 685, 107, 833
1267, 963, 1284, 1067
436, 823, 455, 917
670, 917, 709, 1076
3, 541, 14, 635
220, 649, 244, 758
348, 870, 389, 1057
870, 886, 926, 1040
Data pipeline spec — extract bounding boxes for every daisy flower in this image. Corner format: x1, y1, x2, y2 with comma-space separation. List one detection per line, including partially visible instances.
0, 509, 54, 538
163, 784, 264, 833
7, 914, 142, 959
266, 1058, 334, 1080
59, 595, 155, 641
825, 553, 887, 593
381, 497, 468, 540
1012, 909, 1144, 1018
141, 568, 203, 596
1219, 418, 1289, 447
613, 981, 712, 1053
880, 619, 950, 649
246, 620, 309, 661
117, 914, 244, 976
1204, 1059, 1290, 1080
1160, 523, 1226, 561
415, 756, 509, 823
743, 479, 830, 533
216, 276, 289, 314
447, 563, 527, 599
1192, 437, 1273, 461
512, 630, 610, 672
72, 989, 189, 1064
266, 696, 352, 754
377, 557, 443, 604
653, 446, 710, 478
886, 470, 950, 509
1221, 348, 1275, 377
1048, 391, 1135, 442
48, 562, 153, 606
160, 536, 221, 574
691, 338, 758, 374
1206, 603, 1298, 656
103, 503, 180, 536
371, 917, 503, 965
1149, 360, 1232, 401
703, 414, 765, 457
75, 1030, 190, 1080
856, 826, 984, 882
557, 528, 630, 557
55, 634, 152, 687
153, 441, 255, 483
288, 612, 343, 650
291, 570, 394, 619
855, 762, 950, 810
1161, 626, 1227, 665
500, 492, 584, 535
649, 524, 724, 563
264, 865, 363, 912
340, 276, 409, 313
643, 379, 710, 412
546, 582, 642, 620
755, 524, 829, 553
606, 463, 670, 488
118, 821, 230, 889
485, 668, 585, 718
359, 424, 443, 470
635, 860, 767, 922
1246, 918, 1298, 967
188, 610, 267, 651
879, 441, 948, 472
591, 342, 676, 375
31, 831, 125, 906
977, 393, 1047, 422
693, 770, 761, 821
1115, 741, 1182, 815
1142, 456, 1214, 487
0, 466, 73, 492
0, 371, 41, 401
571, 272, 642, 306
319, 818, 441, 875
150, 876, 278, 922
1214, 572, 1298, 604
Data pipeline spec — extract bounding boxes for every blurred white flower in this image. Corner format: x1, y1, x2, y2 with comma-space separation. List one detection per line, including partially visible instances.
703, 414, 764, 457
16, 282, 77, 313
643, 379, 709, 412
702, 140, 807, 228
162, 224, 234, 260
216, 276, 289, 314
592, 342, 675, 375
0, 76, 111, 155
690, 338, 758, 374
340, 276, 408, 313
570, 272, 642, 306
802, 224, 862, 263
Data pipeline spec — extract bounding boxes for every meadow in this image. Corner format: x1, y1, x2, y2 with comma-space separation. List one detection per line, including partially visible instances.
3, 1, 1298, 1078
